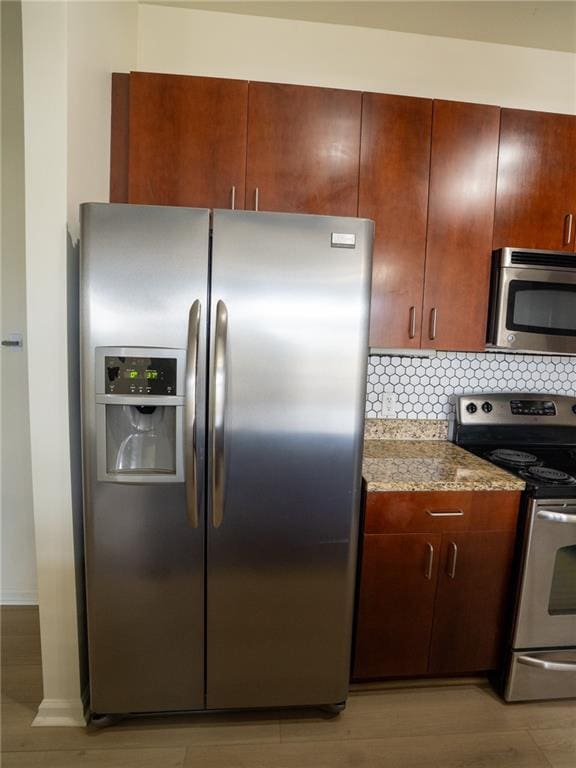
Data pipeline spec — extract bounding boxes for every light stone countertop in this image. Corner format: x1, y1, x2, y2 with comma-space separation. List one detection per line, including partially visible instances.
363, 439, 526, 493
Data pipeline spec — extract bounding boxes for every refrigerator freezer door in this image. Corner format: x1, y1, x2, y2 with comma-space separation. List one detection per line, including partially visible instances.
207, 210, 373, 709
81, 204, 209, 713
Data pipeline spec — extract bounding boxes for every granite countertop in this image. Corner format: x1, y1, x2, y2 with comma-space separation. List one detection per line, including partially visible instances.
363, 439, 526, 493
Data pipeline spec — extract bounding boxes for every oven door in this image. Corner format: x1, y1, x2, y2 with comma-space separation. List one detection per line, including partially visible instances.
513, 500, 576, 649
491, 267, 576, 354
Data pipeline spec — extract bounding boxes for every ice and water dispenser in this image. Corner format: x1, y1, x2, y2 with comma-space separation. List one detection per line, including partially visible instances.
95, 347, 186, 482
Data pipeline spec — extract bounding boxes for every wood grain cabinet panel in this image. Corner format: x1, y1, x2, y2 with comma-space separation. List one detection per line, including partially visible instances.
422, 100, 501, 351
365, 490, 520, 534
354, 491, 521, 680
126, 72, 249, 209
493, 109, 576, 252
354, 533, 441, 679
359, 94, 433, 349
429, 530, 516, 674
245, 82, 362, 216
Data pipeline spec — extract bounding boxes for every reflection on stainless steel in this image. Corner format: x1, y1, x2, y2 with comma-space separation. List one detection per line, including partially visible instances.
81, 204, 373, 716
206, 210, 372, 709
81, 204, 209, 714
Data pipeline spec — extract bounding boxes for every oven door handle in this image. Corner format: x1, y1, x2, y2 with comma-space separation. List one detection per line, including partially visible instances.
517, 655, 576, 673
537, 509, 576, 524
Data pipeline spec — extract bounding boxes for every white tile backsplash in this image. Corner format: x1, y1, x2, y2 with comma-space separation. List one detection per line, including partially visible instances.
366, 351, 576, 419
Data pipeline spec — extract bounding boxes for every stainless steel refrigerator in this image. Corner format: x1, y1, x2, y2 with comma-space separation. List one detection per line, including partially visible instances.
80, 203, 373, 716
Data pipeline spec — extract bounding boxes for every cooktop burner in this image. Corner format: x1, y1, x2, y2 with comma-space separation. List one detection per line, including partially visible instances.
521, 466, 576, 485
487, 449, 540, 468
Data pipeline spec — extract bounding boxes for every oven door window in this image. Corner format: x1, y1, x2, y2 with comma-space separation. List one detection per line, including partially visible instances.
549, 544, 576, 616
507, 280, 576, 336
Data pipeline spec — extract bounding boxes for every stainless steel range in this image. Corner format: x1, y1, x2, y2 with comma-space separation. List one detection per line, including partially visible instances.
454, 394, 576, 702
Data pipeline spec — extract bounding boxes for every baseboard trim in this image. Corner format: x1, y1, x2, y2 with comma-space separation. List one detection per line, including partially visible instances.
1, 588, 38, 605
33, 698, 87, 727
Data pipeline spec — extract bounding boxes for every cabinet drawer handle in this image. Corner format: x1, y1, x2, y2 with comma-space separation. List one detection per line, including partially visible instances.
448, 541, 458, 579
426, 509, 464, 517
230, 185, 236, 210
564, 214, 574, 246
254, 187, 260, 212
425, 542, 434, 580
408, 306, 416, 339
429, 308, 437, 341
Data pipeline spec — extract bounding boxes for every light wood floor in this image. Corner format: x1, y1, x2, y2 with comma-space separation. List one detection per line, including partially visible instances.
2, 606, 575, 767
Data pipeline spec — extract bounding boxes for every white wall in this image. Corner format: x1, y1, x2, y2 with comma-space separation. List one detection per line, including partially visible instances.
1, 0, 37, 605
138, 4, 576, 114
21, 0, 136, 726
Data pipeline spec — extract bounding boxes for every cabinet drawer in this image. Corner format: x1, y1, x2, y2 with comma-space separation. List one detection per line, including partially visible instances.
365, 491, 520, 534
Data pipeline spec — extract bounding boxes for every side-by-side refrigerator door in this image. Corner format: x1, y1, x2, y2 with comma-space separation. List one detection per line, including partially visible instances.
81, 203, 209, 714
207, 210, 373, 709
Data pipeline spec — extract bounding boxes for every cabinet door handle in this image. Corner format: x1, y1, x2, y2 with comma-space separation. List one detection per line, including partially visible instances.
408, 306, 417, 339
448, 541, 458, 579
429, 308, 437, 341
564, 213, 574, 246
254, 187, 260, 212
426, 509, 464, 517
425, 542, 434, 580
230, 185, 236, 210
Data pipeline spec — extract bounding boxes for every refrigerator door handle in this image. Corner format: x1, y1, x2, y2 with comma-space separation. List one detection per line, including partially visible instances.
211, 300, 228, 528
184, 300, 201, 528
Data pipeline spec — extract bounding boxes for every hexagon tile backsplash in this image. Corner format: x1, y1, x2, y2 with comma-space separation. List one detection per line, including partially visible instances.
366, 351, 576, 420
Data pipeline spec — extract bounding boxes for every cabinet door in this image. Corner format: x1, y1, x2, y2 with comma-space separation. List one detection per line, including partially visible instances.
245, 82, 361, 215
359, 94, 432, 349
421, 101, 500, 351
126, 72, 248, 209
354, 533, 441, 679
493, 109, 576, 251
429, 531, 516, 674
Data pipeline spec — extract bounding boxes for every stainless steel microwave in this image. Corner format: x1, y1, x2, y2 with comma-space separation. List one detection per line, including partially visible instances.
487, 247, 576, 355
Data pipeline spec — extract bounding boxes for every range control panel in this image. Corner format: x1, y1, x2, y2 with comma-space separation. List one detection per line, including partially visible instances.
457, 393, 576, 426
510, 399, 556, 417
105, 356, 177, 396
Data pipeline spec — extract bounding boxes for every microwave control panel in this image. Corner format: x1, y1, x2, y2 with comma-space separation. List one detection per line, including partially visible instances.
105, 356, 177, 396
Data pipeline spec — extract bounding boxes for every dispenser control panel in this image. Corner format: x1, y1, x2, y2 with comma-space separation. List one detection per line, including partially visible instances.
105, 356, 177, 395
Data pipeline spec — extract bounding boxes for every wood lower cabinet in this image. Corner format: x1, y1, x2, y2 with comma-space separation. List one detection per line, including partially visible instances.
421, 101, 501, 351
354, 533, 441, 678
353, 491, 520, 680
493, 109, 576, 252
359, 93, 433, 349
428, 530, 516, 674
245, 82, 362, 216
111, 72, 249, 209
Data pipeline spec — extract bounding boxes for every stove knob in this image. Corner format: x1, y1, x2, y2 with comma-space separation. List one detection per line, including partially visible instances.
482, 402, 493, 413
572, 405, 576, 415
466, 403, 478, 414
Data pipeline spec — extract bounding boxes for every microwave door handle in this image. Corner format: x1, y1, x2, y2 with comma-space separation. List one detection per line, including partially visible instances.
537, 509, 576, 524
518, 655, 576, 673
185, 300, 201, 528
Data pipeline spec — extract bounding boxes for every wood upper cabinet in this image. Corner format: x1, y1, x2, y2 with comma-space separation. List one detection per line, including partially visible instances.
429, 530, 516, 674
493, 109, 576, 252
245, 82, 362, 215
354, 491, 521, 680
359, 94, 433, 349
111, 72, 249, 209
421, 100, 501, 351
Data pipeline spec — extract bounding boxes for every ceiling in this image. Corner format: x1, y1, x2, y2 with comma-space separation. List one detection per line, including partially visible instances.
142, 2, 576, 54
